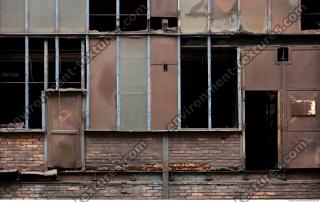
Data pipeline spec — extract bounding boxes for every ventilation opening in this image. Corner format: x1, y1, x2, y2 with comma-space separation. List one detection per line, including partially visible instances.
59, 38, 81, 89
0, 38, 25, 129
90, 0, 116, 31
301, 0, 320, 30
181, 39, 208, 128
277, 47, 289, 62
120, 0, 147, 31
245, 91, 278, 170
211, 48, 238, 128
29, 38, 44, 129
150, 17, 178, 30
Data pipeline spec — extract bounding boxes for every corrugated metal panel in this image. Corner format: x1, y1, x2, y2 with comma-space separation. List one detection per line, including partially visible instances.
120, 38, 147, 130
29, 0, 56, 33
180, 0, 208, 34
284, 132, 320, 168
0, 0, 25, 33
271, 0, 300, 34
151, 37, 178, 130
286, 91, 320, 132
47, 92, 82, 169
60, 0, 86, 33
241, 0, 268, 33
89, 39, 117, 130
151, 0, 178, 17
211, 0, 238, 32
243, 48, 282, 90
287, 48, 320, 90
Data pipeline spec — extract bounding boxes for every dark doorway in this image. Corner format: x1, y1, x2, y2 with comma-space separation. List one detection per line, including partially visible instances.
245, 91, 278, 170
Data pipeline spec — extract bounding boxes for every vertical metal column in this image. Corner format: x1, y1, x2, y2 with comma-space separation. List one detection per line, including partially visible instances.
116, 0, 120, 30
81, 41, 85, 90
24, 0, 29, 129
208, 37, 212, 130
147, 0, 151, 31
237, 47, 242, 130
85, 36, 90, 129
237, 0, 241, 31
208, 0, 212, 32
43, 40, 48, 130
177, 37, 181, 129
55, 0, 60, 90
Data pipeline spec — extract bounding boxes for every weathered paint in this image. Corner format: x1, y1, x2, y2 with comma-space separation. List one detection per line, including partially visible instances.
241, 0, 269, 33
243, 48, 282, 90
211, 0, 238, 32
151, 0, 178, 17
0, 0, 25, 33
180, 0, 208, 34
89, 39, 117, 130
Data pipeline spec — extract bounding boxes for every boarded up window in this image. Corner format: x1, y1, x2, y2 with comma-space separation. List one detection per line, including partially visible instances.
0, 0, 25, 33
271, 0, 300, 33
180, 0, 208, 33
241, 0, 268, 33
151, 37, 178, 130
120, 38, 147, 130
287, 91, 320, 132
47, 92, 82, 169
29, 0, 56, 33
287, 48, 320, 90
60, 0, 86, 33
90, 39, 117, 130
151, 0, 178, 17
211, 0, 238, 32
243, 48, 282, 90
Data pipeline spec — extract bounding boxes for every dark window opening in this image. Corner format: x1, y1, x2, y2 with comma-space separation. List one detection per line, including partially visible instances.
150, 17, 178, 30
211, 48, 238, 128
120, 0, 147, 31
29, 38, 45, 129
0, 38, 25, 129
277, 47, 289, 62
90, 0, 116, 31
181, 39, 208, 128
245, 91, 278, 170
301, 0, 320, 30
59, 39, 81, 89
48, 38, 56, 89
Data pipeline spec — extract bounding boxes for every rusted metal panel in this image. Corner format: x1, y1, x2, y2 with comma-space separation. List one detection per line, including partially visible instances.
287, 47, 320, 90
89, 39, 117, 130
241, 0, 268, 33
151, 37, 178, 130
120, 38, 147, 130
0, 0, 25, 33
151, 0, 178, 17
211, 0, 238, 32
285, 132, 320, 168
271, 0, 300, 34
29, 0, 56, 33
47, 92, 82, 169
60, 0, 86, 33
180, 0, 208, 34
243, 48, 282, 90
286, 91, 320, 132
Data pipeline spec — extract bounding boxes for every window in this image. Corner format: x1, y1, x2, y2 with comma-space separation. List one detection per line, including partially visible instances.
150, 0, 178, 31
120, 0, 147, 31
0, 38, 25, 128
301, 0, 320, 30
0, 0, 25, 33
29, 0, 55, 33
90, 0, 116, 31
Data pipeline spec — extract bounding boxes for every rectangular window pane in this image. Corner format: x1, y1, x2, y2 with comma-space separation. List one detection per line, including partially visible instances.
29, 0, 56, 33
0, 0, 25, 33
120, 38, 147, 130
211, 0, 238, 32
241, 0, 268, 33
60, 0, 86, 33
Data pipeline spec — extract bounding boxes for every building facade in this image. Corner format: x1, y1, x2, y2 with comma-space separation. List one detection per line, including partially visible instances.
0, 0, 320, 199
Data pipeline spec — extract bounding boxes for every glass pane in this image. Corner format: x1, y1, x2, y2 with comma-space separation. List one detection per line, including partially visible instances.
180, 0, 208, 33
29, 0, 56, 33
0, 0, 25, 33
60, 0, 86, 33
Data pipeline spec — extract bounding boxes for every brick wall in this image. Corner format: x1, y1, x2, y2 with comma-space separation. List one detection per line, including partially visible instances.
169, 133, 242, 171
0, 134, 45, 171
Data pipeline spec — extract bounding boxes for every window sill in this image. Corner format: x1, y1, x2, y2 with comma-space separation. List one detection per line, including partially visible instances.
0, 129, 44, 134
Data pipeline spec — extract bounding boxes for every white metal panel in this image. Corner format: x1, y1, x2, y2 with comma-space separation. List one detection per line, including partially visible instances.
0, 0, 25, 33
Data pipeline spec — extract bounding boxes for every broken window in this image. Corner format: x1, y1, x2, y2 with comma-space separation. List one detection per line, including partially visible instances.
150, 0, 178, 31
245, 91, 278, 170
90, 0, 116, 31
210, 0, 238, 32
211, 48, 238, 128
48, 38, 56, 89
0, 38, 25, 128
180, 0, 208, 33
301, 0, 320, 30
181, 38, 208, 128
0, 0, 25, 33
120, 0, 147, 31
58, 38, 82, 89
